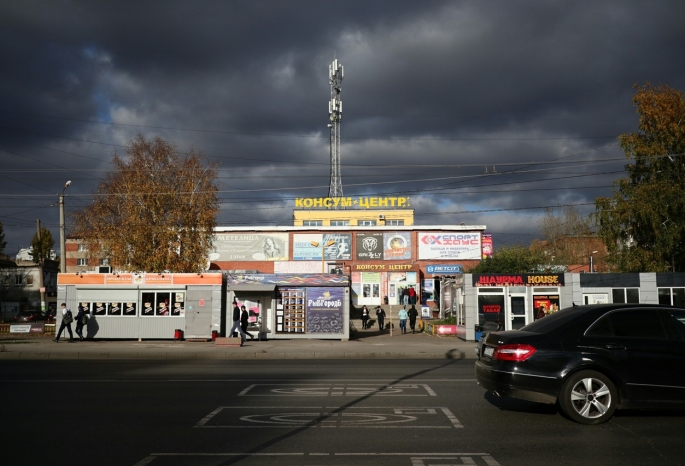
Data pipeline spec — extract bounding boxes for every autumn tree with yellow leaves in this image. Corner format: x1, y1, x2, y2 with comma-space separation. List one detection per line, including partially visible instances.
595, 83, 685, 272
73, 136, 219, 273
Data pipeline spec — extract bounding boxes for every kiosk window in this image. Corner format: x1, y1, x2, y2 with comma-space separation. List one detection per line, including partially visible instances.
93, 302, 107, 315
123, 302, 137, 316
108, 302, 122, 316
156, 293, 171, 316
141, 293, 155, 316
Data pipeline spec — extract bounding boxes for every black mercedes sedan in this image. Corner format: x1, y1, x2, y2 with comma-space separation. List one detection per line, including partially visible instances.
475, 304, 685, 424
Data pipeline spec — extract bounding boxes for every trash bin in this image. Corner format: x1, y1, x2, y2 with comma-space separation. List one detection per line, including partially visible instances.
174, 329, 183, 340
211, 330, 218, 341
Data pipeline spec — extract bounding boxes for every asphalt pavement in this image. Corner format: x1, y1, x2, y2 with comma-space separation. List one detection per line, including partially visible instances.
0, 320, 477, 360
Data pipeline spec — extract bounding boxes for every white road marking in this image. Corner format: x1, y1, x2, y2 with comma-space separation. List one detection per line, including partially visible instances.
239, 383, 438, 397
195, 406, 463, 429
133, 452, 501, 465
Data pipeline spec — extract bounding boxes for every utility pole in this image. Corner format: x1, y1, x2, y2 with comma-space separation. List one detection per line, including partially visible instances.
328, 58, 344, 201
37, 219, 45, 312
59, 180, 71, 273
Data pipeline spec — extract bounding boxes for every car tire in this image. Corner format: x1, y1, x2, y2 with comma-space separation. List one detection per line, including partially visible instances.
559, 370, 617, 425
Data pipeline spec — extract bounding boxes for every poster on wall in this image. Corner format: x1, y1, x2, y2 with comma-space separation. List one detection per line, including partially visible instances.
383, 232, 411, 260
274, 262, 323, 273
482, 234, 493, 259
293, 233, 352, 260
356, 233, 383, 260
324, 233, 352, 260
211, 233, 289, 261
306, 287, 343, 333
418, 232, 481, 260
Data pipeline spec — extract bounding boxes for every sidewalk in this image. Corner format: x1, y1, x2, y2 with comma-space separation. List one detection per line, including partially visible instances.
0, 322, 477, 360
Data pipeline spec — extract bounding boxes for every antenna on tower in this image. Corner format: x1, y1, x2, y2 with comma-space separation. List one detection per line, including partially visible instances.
328, 58, 344, 202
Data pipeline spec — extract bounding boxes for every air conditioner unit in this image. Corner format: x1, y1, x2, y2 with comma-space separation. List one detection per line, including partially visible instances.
378, 215, 385, 220
98, 266, 112, 273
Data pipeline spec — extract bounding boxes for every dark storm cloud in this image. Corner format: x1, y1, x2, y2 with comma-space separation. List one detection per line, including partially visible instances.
0, 0, 684, 254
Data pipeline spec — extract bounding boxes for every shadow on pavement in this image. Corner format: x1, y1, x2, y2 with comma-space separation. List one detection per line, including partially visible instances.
484, 391, 558, 416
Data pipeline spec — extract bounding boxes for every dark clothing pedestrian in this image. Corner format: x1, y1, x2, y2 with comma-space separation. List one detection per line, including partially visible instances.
54, 303, 74, 342
361, 305, 370, 329
408, 305, 419, 333
229, 304, 247, 339
240, 307, 255, 340
402, 288, 409, 306
74, 305, 86, 340
409, 286, 416, 305
375, 306, 386, 330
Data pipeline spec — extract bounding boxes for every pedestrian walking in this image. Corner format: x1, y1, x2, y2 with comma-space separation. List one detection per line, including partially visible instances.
408, 304, 419, 333
409, 286, 416, 305
240, 305, 255, 340
54, 303, 74, 342
74, 305, 87, 341
402, 288, 409, 306
398, 306, 408, 334
375, 306, 386, 331
361, 305, 369, 329
229, 302, 248, 340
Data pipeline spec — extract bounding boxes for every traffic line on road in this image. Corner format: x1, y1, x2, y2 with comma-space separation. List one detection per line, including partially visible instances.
195, 406, 464, 429
133, 452, 501, 466
238, 383, 438, 397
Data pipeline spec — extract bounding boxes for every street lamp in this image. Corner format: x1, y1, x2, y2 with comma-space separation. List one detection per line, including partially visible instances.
311, 240, 335, 273
590, 250, 598, 273
59, 180, 72, 273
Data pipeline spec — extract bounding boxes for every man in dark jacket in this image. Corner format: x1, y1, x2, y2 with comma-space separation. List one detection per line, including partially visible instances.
229, 303, 247, 340
54, 303, 74, 342
375, 306, 386, 331
408, 305, 419, 333
74, 305, 87, 341
240, 305, 255, 340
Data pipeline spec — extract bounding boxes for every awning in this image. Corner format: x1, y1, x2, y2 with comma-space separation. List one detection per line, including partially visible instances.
226, 284, 277, 292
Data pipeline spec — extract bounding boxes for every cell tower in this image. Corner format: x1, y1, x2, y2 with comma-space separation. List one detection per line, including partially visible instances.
328, 58, 344, 200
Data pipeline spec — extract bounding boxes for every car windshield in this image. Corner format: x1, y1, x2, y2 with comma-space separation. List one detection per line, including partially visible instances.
520, 306, 587, 333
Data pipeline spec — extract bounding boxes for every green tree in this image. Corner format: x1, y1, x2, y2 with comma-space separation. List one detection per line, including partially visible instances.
469, 245, 546, 274
72, 135, 220, 272
0, 221, 7, 257
594, 83, 685, 272
30, 227, 55, 264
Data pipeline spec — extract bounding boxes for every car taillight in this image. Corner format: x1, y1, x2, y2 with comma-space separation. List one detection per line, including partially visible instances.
493, 344, 536, 361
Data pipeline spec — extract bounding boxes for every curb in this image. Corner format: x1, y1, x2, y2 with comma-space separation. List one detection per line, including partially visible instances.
0, 350, 477, 360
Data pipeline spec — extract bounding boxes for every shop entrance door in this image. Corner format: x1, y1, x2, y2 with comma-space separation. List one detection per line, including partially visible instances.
185, 290, 212, 338
507, 295, 528, 330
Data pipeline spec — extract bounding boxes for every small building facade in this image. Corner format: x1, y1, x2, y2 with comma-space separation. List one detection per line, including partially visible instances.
462, 272, 685, 341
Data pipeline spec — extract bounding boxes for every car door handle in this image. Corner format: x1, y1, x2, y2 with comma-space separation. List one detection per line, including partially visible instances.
604, 344, 627, 351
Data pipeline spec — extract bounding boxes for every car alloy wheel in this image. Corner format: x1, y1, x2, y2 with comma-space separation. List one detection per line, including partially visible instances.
559, 370, 617, 425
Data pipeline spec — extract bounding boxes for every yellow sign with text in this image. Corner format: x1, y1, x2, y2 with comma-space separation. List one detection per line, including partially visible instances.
295, 197, 411, 209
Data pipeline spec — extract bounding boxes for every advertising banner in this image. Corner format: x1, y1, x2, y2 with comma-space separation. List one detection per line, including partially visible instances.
356, 233, 383, 260
211, 233, 289, 261
306, 287, 343, 333
292, 234, 352, 260
293, 234, 323, 260
473, 274, 565, 287
383, 232, 411, 260
482, 234, 493, 259
426, 264, 463, 275
418, 232, 481, 260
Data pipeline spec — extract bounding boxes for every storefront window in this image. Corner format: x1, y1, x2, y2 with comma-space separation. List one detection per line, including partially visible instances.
612, 288, 640, 303
79, 302, 91, 314
123, 302, 137, 316
659, 288, 685, 306
533, 294, 560, 320
478, 294, 504, 329
141, 293, 155, 316
108, 302, 122, 316
172, 292, 184, 316
156, 292, 171, 316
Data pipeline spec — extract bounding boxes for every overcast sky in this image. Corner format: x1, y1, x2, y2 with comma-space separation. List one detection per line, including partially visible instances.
1, 0, 684, 257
